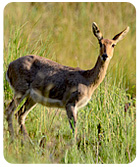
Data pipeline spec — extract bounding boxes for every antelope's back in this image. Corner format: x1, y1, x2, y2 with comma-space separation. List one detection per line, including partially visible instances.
6, 55, 86, 97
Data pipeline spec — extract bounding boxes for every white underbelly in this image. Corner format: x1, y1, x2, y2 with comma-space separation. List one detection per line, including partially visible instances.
30, 88, 64, 108
30, 88, 90, 110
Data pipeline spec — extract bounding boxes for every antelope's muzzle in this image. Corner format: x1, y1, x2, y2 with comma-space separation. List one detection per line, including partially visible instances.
102, 54, 108, 61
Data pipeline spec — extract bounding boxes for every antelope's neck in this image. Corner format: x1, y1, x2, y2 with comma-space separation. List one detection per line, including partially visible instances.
85, 56, 110, 93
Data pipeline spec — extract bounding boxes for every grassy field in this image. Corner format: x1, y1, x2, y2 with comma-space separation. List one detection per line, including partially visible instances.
3, 2, 136, 164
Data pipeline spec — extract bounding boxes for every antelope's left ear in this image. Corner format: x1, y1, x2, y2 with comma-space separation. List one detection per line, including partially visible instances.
92, 22, 103, 41
112, 26, 130, 44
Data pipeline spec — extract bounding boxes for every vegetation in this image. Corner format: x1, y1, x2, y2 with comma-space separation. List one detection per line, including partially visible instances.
4, 2, 136, 164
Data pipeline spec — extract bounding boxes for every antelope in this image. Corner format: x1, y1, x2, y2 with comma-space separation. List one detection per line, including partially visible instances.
5, 22, 129, 142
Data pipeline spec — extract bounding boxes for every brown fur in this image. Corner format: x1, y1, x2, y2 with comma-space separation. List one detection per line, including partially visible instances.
5, 22, 129, 141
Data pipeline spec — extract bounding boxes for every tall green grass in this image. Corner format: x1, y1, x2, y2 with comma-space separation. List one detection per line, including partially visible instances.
4, 80, 136, 163
4, 2, 136, 164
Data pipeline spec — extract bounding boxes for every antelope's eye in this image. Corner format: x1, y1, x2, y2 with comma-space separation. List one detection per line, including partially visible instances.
112, 44, 115, 48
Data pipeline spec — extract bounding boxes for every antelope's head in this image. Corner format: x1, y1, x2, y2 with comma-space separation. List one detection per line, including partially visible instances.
92, 22, 129, 62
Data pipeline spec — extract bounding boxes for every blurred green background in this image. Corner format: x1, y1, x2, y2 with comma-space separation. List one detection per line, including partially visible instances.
3, 3, 136, 164
4, 2, 136, 96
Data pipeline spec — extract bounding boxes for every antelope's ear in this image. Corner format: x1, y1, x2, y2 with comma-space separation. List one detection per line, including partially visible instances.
92, 22, 103, 41
112, 26, 130, 44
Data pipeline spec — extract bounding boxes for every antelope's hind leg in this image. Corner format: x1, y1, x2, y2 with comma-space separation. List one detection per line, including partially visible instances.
17, 97, 36, 142
5, 97, 22, 141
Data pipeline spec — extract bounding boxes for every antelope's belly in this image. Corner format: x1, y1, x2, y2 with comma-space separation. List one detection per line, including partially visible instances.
30, 88, 64, 108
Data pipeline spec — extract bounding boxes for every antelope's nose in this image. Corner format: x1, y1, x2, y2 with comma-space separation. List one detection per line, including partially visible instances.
102, 54, 108, 61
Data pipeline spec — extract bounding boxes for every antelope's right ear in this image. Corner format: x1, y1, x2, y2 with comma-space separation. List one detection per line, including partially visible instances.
92, 22, 103, 41
112, 26, 130, 44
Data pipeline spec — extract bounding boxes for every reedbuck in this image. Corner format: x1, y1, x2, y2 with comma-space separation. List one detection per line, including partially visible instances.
6, 22, 129, 141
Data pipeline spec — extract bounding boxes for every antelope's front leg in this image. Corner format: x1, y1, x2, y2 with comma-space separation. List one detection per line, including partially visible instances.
66, 103, 77, 140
